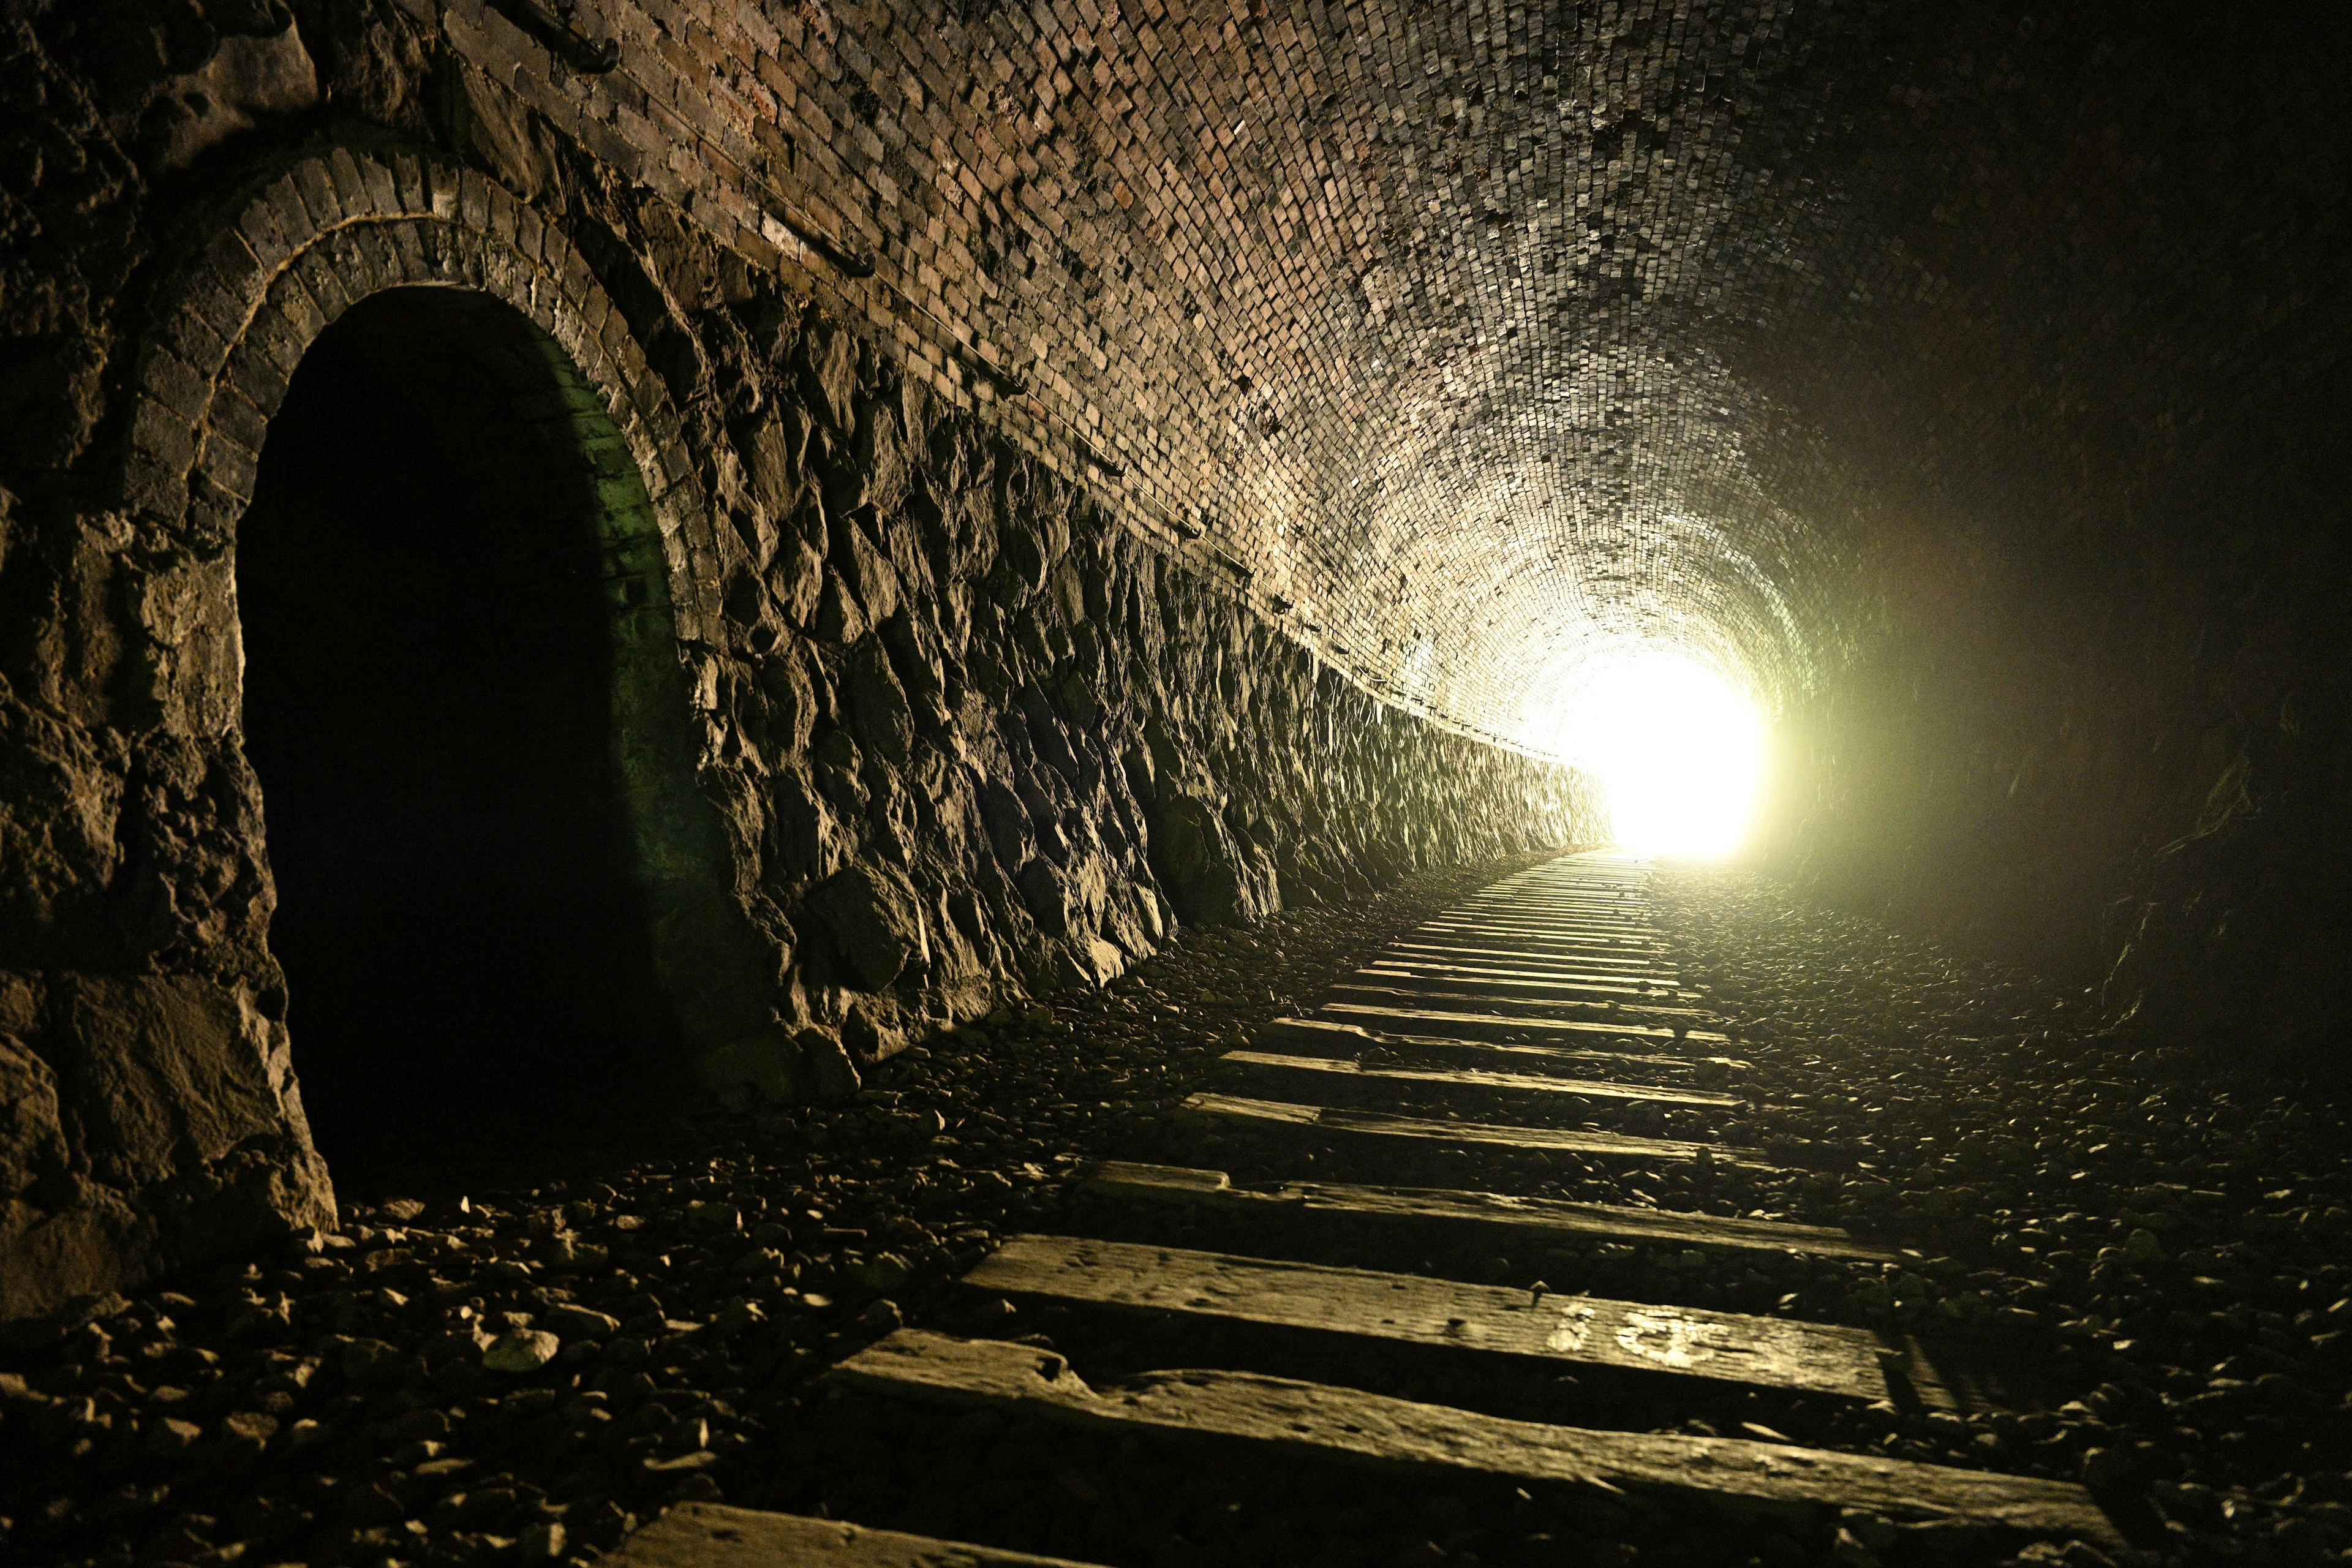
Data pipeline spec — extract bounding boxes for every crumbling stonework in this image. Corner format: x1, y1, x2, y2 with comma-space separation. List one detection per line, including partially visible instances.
0, 6, 1595, 1317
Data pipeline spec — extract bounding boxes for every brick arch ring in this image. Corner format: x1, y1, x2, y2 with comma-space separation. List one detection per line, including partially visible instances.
118, 143, 777, 1065
123, 145, 724, 639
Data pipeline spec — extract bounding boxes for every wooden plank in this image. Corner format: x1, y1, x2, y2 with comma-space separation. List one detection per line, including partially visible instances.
1384, 940, 1672, 974
1457, 904, 1648, 921
604, 1505, 1109, 1568
1415, 933, 1661, 955
1375, 966, 1677, 993
1401, 925, 1662, 946
1360, 963, 1694, 1000
1261, 1016, 1748, 1074
1390, 935, 1666, 962
1220, 1050, 1742, 1110
1355, 967, 1694, 1003
968, 1235, 1897, 1402
827, 1333, 2119, 1546
1491, 889, 1647, 900
1460, 889, 1649, 903
1438, 900, 1654, 918
1335, 981, 1713, 1023
1357, 981, 1703, 1020
1079, 1161, 1899, 1263
1380, 960, 1672, 989
1439, 904, 1657, 930
1422, 918, 1658, 940
1424, 908, 1654, 926
1406, 930, 1667, 959
1178, 1093, 1776, 1167
1321, 1001, 1732, 1047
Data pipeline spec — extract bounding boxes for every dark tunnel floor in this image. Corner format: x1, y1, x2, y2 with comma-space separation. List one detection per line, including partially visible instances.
4, 856, 2349, 1568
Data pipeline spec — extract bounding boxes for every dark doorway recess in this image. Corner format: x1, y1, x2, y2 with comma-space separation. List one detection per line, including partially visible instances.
238, 287, 680, 1188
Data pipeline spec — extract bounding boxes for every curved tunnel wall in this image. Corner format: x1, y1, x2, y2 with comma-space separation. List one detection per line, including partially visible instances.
0, 122, 1596, 1314
224, 0, 2334, 1043
2, 0, 2348, 1311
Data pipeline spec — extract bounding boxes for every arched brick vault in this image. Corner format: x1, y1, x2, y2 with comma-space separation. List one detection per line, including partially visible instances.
4, 0, 2349, 1311
322, 0, 2345, 767
1, 9, 1600, 1310
344, 0, 2347, 1022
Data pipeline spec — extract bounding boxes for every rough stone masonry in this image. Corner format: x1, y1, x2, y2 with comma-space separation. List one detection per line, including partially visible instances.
0, 0, 1600, 1319
4, 0, 2348, 1323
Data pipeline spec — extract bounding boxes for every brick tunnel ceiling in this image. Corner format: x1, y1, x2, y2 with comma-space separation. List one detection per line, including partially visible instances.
775, 0, 2328, 752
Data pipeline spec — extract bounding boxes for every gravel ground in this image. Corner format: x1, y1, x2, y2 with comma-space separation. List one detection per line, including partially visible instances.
1649, 862, 2352, 1566
0, 852, 1553, 1568
8, 854, 2346, 1568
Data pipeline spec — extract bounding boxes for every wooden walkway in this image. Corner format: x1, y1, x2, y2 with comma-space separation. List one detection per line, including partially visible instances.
621, 853, 2124, 1564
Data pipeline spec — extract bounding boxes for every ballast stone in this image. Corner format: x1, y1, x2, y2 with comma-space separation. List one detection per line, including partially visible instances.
807, 864, 929, 993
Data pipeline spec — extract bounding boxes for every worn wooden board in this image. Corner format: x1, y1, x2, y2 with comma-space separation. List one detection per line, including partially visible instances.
1384, 940, 1672, 974
1373, 973, 1684, 1001
1391, 932, 1666, 960
1365, 959, 1677, 987
1448, 892, 1643, 908
827, 1333, 2117, 1545
1335, 981, 1714, 1024
1421, 920, 1658, 943
1260, 1016, 1747, 1074
1404, 930, 1667, 959
1178, 1093, 1775, 1167
1220, 1049, 1742, 1110
1421, 909, 1654, 927
1078, 1161, 1898, 1262
1354, 963, 1684, 1001
604, 1504, 1107, 1568
1359, 964, 1696, 1001
1321, 1001, 1732, 1048
969, 1235, 1896, 1401
1426, 904, 1653, 922
1455, 907, 1649, 924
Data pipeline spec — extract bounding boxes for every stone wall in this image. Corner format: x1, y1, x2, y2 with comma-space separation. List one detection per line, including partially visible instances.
0, 3, 1598, 1318
1722, 7, 2352, 1050
682, 289, 1600, 1082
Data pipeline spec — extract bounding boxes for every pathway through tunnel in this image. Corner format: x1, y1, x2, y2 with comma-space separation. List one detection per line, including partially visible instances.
236, 287, 679, 1191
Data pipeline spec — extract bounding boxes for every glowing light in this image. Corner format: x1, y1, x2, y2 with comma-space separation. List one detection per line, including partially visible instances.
1551, 654, 1763, 857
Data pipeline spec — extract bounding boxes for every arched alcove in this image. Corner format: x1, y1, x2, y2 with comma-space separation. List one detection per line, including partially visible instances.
235, 286, 692, 1175
102, 151, 785, 1197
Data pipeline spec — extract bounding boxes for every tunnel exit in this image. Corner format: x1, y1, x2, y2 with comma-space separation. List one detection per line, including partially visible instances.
1547, 654, 1764, 858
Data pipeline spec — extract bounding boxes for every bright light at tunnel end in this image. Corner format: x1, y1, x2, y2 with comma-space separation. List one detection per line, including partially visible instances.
1550, 654, 1764, 858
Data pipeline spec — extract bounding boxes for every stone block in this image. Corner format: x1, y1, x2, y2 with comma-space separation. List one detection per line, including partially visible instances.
805, 864, 928, 992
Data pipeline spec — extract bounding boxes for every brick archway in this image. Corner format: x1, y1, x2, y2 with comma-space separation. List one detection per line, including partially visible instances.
122, 146, 774, 1089
124, 147, 723, 641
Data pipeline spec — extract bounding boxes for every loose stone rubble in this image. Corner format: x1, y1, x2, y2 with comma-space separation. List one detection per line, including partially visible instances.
7, 857, 2346, 1568
0, 856, 1548, 1568
1654, 867, 2352, 1567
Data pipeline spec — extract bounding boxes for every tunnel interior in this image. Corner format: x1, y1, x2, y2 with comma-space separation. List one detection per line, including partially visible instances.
235, 287, 681, 1183
10, 2, 2352, 1561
